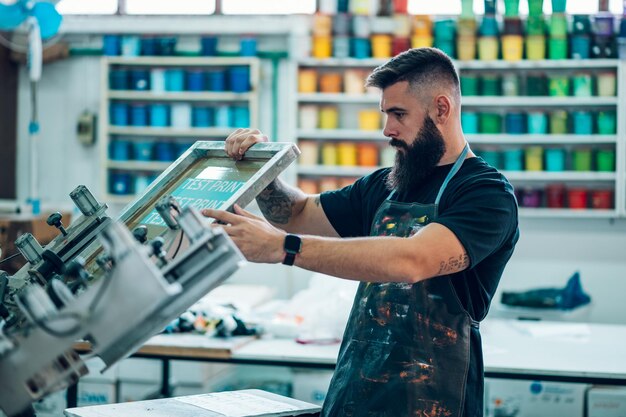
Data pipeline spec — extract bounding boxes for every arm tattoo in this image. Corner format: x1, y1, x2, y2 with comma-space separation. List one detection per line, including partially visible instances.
256, 180, 298, 224
438, 253, 470, 275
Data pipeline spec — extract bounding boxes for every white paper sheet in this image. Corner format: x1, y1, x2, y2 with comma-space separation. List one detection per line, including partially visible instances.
175, 392, 300, 417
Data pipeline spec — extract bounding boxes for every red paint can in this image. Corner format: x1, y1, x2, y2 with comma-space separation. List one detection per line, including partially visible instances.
568, 188, 588, 209
591, 189, 613, 209
392, 37, 411, 56
546, 184, 566, 208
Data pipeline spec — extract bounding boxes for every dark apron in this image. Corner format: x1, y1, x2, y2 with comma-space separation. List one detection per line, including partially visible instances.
322, 144, 476, 417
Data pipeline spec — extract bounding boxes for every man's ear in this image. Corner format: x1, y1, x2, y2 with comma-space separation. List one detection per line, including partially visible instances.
433, 95, 452, 124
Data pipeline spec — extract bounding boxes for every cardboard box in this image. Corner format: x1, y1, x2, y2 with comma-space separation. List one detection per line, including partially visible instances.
484, 378, 588, 417
587, 386, 626, 417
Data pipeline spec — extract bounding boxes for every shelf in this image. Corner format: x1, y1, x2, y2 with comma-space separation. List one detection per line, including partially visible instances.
298, 165, 379, 177
503, 171, 616, 181
298, 129, 385, 140
518, 208, 618, 218
106, 56, 259, 67
108, 90, 253, 102
297, 58, 619, 70
455, 59, 619, 70
298, 93, 379, 104
468, 134, 618, 144
108, 126, 234, 137
462, 96, 617, 107
107, 160, 171, 171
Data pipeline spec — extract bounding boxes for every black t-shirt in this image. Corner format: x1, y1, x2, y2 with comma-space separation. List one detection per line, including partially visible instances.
320, 156, 519, 416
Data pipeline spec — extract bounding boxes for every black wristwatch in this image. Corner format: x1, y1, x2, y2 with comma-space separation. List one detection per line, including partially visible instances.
282, 234, 302, 266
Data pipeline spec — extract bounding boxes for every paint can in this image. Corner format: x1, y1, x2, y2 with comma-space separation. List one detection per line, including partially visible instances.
505, 113, 526, 134
130, 104, 148, 127
130, 69, 150, 91
206, 70, 226, 92
596, 72, 616, 97
521, 188, 543, 208
478, 37, 499, 60
319, 106, 339, 130
525, 35, 546, 60
319, 72, 343, 93
170, 103, 192, 129
333, 13, 351, 36
299, 141, 319, 165
371, 34, 392, 58
121, 36, 141, 57
479, 149, 501, 168
103, 35, 121, 56
502, 74, 520, 96
526, 74, 547, 96
214, 106, 232, 128
572, 73, 593, 97
503, 148, 524, 171
568, 189, 588, 209
312, 36, 333, 59
232, 107, 250, 128
502, 35, 523, 61
545, 148, 566, 171
186, 70, 205, 92
480, 113, 502, 134
460, 75, 479, 96
150, 104, 169, 127
549, 14, 568, 37
240, 37, 257, 56
548, 75, 570, 97
165, 69, 185, 92
525, 146, 544, 171
597, 111, 616, 135
527, 112, 548, 134
591, 190, 613, 209
154, 142, 175, 162
132, 142, 154, 161
571, 35, 591, 59
299, 69, 318, 93
528, 0, 544, 16
110, 172, 132, 195
480, 75, 501, 95
321, 143, 338, 165
109, 140, 131, 161
358, 144, 379, 167
358, 109, 382, 131
461, 112, 479, 134
141, 37, 157, 56
549, 111, 568, 134
596, 149, 616, 171
351, 37, 371, 58
201, 36, 218, 56
134, 175, 152, 193
109, 70, 129, 90
572, 148, 592, 171
110, 103, 129, 126
392, 37, 411, 56
150, 68, 166, 93
338, 142, 358, 166
546, 184, 566, 208
333, 36, 351, 58
229, 67, 250, 93
410, 35, 433, 49
344, 70, 366, 94
456, 35, 477, 61
299, 105, 319, 129
313, 14, 333, 37
548, 37, 568, 60
192, 106, 213, 128
572, 111, 593, 135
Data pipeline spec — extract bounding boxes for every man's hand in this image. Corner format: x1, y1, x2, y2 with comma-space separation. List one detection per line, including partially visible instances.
202, 204, 286, 264
225, 128, 269, 160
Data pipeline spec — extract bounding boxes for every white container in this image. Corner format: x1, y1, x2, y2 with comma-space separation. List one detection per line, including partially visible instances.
299, 105, 319, 130
587, 386, 626, 417
484, 378, 588, 417
171, 103, 192, 129
150, 68, 166, 93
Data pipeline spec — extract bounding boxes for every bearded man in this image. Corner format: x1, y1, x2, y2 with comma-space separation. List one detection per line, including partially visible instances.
203, 47, 519, 417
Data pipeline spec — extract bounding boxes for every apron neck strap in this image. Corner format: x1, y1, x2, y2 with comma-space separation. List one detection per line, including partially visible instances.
386, 142, 470, 203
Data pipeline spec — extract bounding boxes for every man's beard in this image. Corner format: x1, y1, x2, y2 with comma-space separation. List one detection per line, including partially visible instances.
385, 115, 446, 195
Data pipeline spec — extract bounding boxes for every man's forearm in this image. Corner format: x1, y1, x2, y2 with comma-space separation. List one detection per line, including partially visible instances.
256, 179, 308, 230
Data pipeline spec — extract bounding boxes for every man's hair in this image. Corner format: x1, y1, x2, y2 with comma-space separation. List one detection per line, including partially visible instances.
365, 47, 460, 102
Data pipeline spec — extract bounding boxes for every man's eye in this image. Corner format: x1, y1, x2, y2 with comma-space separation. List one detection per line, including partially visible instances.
395, 113, 405, 120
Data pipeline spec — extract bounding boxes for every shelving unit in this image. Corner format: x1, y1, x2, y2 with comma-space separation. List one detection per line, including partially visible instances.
291, 58, 624, 218
100, 56, 260, 203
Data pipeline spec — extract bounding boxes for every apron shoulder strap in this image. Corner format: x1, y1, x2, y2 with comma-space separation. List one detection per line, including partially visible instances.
434, 143, 470, 206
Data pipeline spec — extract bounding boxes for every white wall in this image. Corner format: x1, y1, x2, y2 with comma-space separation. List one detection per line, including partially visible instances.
15, 41, 626, 324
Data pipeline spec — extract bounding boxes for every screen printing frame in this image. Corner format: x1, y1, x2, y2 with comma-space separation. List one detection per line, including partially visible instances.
116, 141, 300, 234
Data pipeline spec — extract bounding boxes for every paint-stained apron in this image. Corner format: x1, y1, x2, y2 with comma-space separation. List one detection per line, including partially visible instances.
322, 144, 476, 417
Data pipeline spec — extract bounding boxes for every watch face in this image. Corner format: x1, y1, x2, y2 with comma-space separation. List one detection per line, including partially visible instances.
284, 234, 302, 253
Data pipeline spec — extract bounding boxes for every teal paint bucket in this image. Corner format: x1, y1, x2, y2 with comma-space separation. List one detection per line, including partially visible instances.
572, 73, 593, 97
460, 75, 479, 96
462, 112, 479, 134
545, 148, 566, 171
597, 111, 617, 134
479, 149, 502, 168
572, 111, 593, 135
527, 112, 548, 134
480, 75, 501, 95
503, 148, 524, 171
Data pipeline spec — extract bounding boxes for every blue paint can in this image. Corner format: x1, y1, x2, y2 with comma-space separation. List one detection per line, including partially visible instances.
165, 69, 185, 91
232, 107, 250, 128
503, 148, 524, 171
155, 142, 176, 161
130, 69, 150, 91
240, 37, 257, 56
150, 104, 169, 127
140, 37, 157, 56
109, 70, 129, 90
103, 35, 120, 56
134, 174, 152, 193
186, 70, 206, 91
110, 172, 132, 195
229, 67, 250, 93
133, 141, 154, 161
527, 112, 548, 134
573, 111, 593, 134
214, 106, 232, 127
130, 104, 148, 127
571, 35, 591, 59
201, 36, 218, 56
505, 113, 526, 134
545, 148, 566, 171
109, 140, 131, 161
351, 38, 371, 58
461, 112, 479, 134
192, 106, 213, 127
207, 70, 226, 91
110, 103, 129, 126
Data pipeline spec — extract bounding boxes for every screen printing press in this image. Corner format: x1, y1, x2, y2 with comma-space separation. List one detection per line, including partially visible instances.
0, 141, 300, 417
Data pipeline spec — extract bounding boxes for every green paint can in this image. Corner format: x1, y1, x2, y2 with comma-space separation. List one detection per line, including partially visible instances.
526, 74, 547, 96
480, 113, 502, 134
549, 15, 568, 37
480, 74, 501, 95
572, 73, 593, 97
549, 37, 568, 59
572, 148, 592, 171
550, 111, 568, 134
548, 75, 570, 96
527, 16, 546, 36
528, 0, 544, 16
460, 74, 479, 96
596, 149, 615, 171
